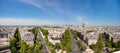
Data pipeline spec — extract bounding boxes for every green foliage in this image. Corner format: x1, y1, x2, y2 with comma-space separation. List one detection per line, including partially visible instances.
66, 42, 72, 52
40, 28, 49, 35
99, 33, 105, 41
14, 28, 21, 42
90, 40, 104, 53
90, 44, 98, 50
20, 40, 28, 53
32, 27, 43, 53
10, 28, 21, 53
34, 45, 42, 53
20, 44, 28, 53
35, 38, 41, 48
112, 42, 118, 48
118, 41, 120, 48
20, 40, 26, 47
10, 38, 17, 47
70, 29, 77, 40
106, 40, 112, 48
11, 47, 17, 53
32, 27, 39, 36
61, 29, 71, 52
77, 40, 86, 51
50, 48, 56, 53
97, 40, 104, 50
54, 43, 61, 49
27, 46, 34, 53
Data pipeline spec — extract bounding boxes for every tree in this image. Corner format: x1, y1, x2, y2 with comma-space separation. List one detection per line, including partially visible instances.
20, 40, 28, 53
112, 42, 118, 48
90, 44, 98, 50
106, 41, 112, 48
20, 44, 28, 53
97, 40, 104, 50
10, 38, 17, 47
70, 29, 78, 40
77, 40, 86, 51
51, 48, 56, 53
118, 41, 120, 48
20, 40, 26, 47
40, 28, 49, 35
34, 45, 42, 53
90, 40, 104, 52
11, 47, 17, 53
54, 43, 61, 49
14, 28, 21, 42
32, 27, 39, 36
35, 38, 41, 48
61, 29, 71, 52
27, 46, 34, 53
66, 42, 71, 52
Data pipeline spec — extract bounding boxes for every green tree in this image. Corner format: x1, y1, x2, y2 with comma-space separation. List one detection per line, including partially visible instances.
70, 29, 77, 40
20, 44, 28, 53
90, 44, 98, 50
54, 43, 61, 49
40, 28, 49, 35
90, 40, 104, 53
27, 46, 34, 53
97, 40, 104, 50
35, 38, 41, 48
61, 29, 71, 52
14, 28, 21, 42
106, 41, 112, 48
11, 47, 17, 53
10, 38, 17, 47
34, 45, 42, 53
112, 42, 118, 48
66, 42, 71, 52
20, 40, 28, 53
118, 41, 120, 48
77, 40, 86, 51
32, 27, 39, 36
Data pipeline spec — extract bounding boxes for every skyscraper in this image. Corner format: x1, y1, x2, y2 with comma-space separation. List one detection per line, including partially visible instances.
82, 22, 84, 28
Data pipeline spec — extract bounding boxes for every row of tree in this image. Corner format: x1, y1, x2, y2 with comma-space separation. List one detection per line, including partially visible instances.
103, 33, 120, 52
61, 29, 71, 53
10, 28, 21, 53
70, 29, 78, 40
77, 40, 87, 51
40, 28, 49, 36
90, 33, 104, 53
10, 27, 43, 53
40, 27, 58, 53
32, 27, 43, 53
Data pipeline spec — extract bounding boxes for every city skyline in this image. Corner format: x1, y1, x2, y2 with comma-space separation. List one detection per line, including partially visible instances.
0, 0, 120, 26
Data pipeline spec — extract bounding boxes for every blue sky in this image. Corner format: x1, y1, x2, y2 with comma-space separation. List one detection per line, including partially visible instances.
0, 0, 120, 26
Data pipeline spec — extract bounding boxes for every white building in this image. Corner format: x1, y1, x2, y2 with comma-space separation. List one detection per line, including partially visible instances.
85, 32, 98, 45
21, 34, 34, 45
47, 28, 66, 45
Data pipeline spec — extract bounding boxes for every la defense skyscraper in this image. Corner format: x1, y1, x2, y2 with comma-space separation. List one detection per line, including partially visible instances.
82, 22, 85, 28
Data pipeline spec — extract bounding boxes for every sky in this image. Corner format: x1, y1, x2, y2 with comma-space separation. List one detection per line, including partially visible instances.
0, 0, 120, 26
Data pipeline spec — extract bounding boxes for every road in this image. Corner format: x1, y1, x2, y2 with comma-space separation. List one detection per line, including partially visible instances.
38, 29, 49, 53
70, 32, 82, 53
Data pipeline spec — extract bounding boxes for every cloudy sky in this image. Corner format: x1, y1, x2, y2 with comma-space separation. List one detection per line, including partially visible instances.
0, 0, 120, 26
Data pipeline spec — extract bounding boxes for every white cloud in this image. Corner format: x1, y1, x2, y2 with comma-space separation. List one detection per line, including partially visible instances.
76, 15, 85, 22
21, 0, 50, 12
0, 18, 64, 25
20, 0, 61, 13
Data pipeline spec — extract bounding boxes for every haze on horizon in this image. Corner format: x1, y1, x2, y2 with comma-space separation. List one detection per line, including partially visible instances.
0, 0, 120, 26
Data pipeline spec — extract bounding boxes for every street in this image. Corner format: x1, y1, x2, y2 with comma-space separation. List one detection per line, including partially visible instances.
38, 29, 49, 53
70, 32, 82, 53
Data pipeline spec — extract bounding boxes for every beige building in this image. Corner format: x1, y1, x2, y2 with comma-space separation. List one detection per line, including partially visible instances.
21, 34, 34, 45
85, 32, 98, 45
